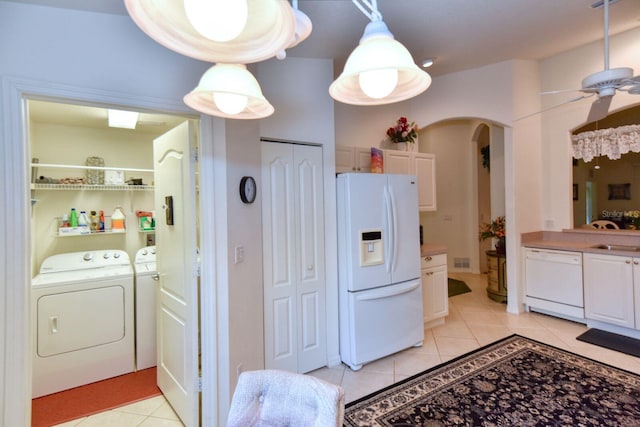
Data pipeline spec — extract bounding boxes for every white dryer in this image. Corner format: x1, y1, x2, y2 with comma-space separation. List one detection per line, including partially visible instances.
134, 245, 157, 371
31, 250, 135, 398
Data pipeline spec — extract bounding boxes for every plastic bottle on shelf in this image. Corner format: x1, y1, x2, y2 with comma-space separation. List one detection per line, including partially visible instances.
111, 206, 126, 232
69, 208, 78, 227
60, 213, 70, 228
90, 211, 99, 231
78, 210, 89, 228
99, 210, 105, 232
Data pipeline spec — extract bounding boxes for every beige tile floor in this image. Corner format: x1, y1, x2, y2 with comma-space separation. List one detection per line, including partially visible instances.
52, 272, 640, 426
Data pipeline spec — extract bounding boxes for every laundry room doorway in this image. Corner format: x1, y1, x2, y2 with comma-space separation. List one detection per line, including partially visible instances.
26, 98, 201, 426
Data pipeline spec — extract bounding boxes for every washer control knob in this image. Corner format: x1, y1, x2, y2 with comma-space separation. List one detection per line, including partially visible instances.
83, 252, 93, 261
113, 252, 121, 259
142, 249, 148, 256
103, 253, 110, 259
151, 248, 156, 254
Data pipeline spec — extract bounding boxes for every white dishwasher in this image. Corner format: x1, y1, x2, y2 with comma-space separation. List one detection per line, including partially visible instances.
524, 248, 585, 320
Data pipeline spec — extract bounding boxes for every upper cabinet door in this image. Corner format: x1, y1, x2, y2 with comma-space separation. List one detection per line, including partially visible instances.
384, 150, 411, 174
335, 145, 372, 173
414, 153, 437, 212
335, 145, 357, 173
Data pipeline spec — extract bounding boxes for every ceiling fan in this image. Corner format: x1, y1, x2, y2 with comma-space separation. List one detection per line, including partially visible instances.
578, 0, 640, 122
521, 0, 640, 122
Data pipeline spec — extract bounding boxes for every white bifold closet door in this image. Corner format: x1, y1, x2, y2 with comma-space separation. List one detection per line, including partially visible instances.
261, 141, 326, 373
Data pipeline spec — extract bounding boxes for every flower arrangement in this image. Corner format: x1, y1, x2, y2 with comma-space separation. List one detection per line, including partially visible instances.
480, 216, 506, 254
479, 216, 506, 241
386, 117, 418, 144
624, 210, 640, 219
624, 210, 640, 229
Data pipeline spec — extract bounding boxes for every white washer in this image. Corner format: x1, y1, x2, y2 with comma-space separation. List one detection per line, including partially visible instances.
31, 250, 135, 398
134, 245, 157, 371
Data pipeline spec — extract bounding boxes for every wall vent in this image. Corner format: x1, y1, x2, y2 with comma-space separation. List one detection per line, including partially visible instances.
454, 257, 470, 269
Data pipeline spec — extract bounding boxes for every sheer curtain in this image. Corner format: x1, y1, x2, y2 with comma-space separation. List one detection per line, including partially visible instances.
572, 124, 640, 162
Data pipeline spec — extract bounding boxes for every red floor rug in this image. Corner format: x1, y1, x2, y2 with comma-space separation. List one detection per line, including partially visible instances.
31, 367, 162, 427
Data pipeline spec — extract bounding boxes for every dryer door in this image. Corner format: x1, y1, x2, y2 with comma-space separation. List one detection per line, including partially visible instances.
36, 285, 124, 357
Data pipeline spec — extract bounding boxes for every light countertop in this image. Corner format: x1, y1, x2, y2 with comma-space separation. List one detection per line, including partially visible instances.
522, 229, 640, 256
421, 244, 447, 257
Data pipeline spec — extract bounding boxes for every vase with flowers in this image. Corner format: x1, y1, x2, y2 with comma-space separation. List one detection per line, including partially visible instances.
479, 216, 506, 255
386, 117, 418, 150
624, 210, 640, 229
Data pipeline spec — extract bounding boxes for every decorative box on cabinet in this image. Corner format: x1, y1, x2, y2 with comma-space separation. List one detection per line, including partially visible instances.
421, 253, 448, 328
335, 146, 371, 173
382, 150, 436, 211
486, 250, 507, 302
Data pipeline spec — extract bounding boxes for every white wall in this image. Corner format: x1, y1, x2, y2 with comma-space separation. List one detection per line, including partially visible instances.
419, 120, 475, 270
336, 60, 542, 313
539, 27, 640, 230
0, 3, 210, 426
30, 121, 156, 273
258, 56, 341, 370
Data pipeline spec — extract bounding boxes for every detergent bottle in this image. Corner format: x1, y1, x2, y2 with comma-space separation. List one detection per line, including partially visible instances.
111, 206, 125, 232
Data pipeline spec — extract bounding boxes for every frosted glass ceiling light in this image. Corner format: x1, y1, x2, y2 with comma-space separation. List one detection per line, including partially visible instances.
184, 0, 248, 42
183, 64, 274, 119
359, 68, 398, 99
125, 0, 296, 63
329, 1, 432, 105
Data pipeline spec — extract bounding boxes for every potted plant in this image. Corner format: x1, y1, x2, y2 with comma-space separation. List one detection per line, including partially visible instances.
479, 216, 506, 255
386, 117, 418, 147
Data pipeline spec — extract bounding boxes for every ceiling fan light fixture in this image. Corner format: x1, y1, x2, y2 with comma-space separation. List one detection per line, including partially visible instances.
628, 84, 640, 95
183, 64, 274, 119
124, 0, 296, 63
581, 67, 634, 92
329, 20, 431, 105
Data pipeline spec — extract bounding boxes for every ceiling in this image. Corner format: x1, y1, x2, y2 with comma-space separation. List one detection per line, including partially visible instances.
10, 0, 640, 129
6, 0, 640, 78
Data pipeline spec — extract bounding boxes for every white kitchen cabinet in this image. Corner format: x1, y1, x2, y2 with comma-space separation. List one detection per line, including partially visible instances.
421, 253, 448, 327
583, 252, 635, 328
414, 153, 436, 211
335, 145, 371, 173
383, 150, 437, 211
383, 150, 411, 174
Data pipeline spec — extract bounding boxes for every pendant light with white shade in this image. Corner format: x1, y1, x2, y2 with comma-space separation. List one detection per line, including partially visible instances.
124, 0, 296, 64
183, 64, 274, 119
183, 0, 249, 42
329, 0, 432, 105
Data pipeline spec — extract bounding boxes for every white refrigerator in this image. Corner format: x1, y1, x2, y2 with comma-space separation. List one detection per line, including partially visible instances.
337, 173, 424, 371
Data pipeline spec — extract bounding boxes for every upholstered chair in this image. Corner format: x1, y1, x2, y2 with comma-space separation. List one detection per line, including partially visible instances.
226, 369, 345, 427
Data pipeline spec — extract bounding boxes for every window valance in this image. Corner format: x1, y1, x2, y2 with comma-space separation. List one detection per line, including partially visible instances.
572, 124, 640, 162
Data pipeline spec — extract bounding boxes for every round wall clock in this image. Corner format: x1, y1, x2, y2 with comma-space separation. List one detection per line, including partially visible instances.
239, 176, 257, 204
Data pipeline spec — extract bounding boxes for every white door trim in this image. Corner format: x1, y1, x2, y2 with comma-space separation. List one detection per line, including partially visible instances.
0, 76, 218, 426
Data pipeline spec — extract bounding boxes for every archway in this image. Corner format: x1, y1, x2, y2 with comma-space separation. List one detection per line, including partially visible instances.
417, 119, 505, 276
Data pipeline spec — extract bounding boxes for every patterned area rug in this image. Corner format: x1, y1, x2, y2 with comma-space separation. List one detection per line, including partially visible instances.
344, 335, 640, 426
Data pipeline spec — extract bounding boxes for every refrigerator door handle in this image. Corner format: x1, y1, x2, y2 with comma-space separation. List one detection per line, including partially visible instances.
384, 185, 394, 273
388, 184, 399, 272
355, 281, 421, 301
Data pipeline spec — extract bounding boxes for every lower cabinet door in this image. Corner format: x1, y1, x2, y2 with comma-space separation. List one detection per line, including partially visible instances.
583, 253, 635, 328
422, 264, 448, 323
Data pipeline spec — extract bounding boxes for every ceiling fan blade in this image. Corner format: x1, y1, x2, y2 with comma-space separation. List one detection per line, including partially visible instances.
586, 95, 612, 122
514, 94, 594, 122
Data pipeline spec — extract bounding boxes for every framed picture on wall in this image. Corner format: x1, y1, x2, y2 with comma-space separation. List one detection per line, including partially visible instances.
573, 183, 578, 201
608, 183, 631, 200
